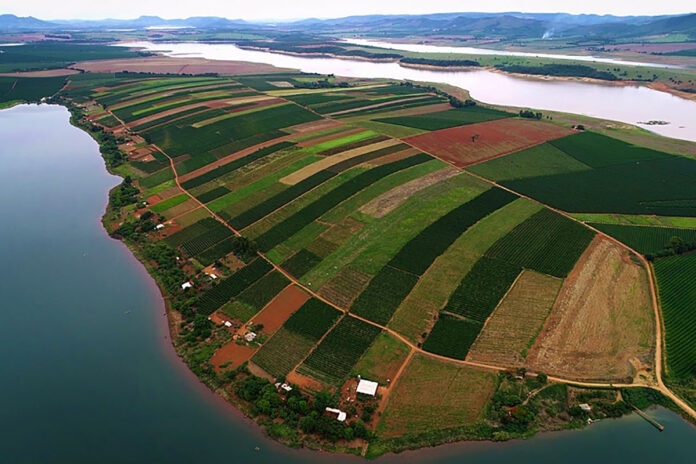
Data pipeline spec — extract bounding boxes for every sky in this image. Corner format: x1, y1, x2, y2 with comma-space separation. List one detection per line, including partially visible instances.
4, 0, 694, 21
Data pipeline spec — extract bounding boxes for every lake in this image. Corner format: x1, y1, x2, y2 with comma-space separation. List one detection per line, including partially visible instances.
1, 102, 695, 463
119, 41, 696, 142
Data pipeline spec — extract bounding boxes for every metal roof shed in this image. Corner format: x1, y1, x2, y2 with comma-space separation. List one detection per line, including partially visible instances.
356, 379, 379, 396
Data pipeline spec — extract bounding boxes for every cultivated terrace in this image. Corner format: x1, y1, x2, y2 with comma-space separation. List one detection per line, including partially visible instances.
9, 64, 695, 456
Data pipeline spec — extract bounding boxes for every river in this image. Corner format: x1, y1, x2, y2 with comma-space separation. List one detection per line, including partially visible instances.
342, 38, 682, 68
119, 41, 696, 142
1, 103, 695, 462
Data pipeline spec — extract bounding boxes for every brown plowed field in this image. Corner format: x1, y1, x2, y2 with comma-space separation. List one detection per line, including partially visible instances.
71, 56, 290, 75
467, 270, 562, 368
403, 119, 573, 167
526, 236, 654, 382
286, 370, 330, 393
249, 285, 310, 335
210, 343, 257, 371
0, 68, 80, 77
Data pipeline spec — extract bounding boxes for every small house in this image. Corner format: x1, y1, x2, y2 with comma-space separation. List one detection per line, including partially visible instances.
181, 281, 192, 290
224, 321, 232, 328
155, 224, 165, 230
244, 332, 257, 342
325, 407, 347, 422
579, 403, 592, 412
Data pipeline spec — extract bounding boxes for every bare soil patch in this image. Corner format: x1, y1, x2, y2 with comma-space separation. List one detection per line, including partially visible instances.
467, 270, 562, 368
249, 285, 310, 335
404, 119, 573, 168
360, 167, 458, 218
526, 236, 654, 382
210, 342, 258, 371
286, 369, 330, 393
71, 56, 290, 75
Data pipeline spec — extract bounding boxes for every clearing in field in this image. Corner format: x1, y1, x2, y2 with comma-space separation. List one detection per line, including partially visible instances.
527, 236, 654, 381
467, 271, 562, 368
403, 118, 573, 168
376, 354, 497, 438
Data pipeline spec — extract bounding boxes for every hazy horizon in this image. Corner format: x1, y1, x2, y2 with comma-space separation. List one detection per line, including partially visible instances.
3, 0, 694, 22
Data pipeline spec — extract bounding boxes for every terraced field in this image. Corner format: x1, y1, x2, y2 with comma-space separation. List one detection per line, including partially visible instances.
58, 69, 696, 452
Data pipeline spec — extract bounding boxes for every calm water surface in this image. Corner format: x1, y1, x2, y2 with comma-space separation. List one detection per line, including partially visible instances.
1, 105, 694, 463
120, 41, 696, 142
342, 38, 682, 68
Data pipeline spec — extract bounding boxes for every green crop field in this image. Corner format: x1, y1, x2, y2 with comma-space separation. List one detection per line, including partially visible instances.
0, 42, 144, 73
350, 266, 420, 325
498, 133, 696, 217
253, 299, 341, 378
150, 194, 189, 214
298, 315, 382, 386
196, 258, 272, 314
387, 188, 517, 275
163, 218, 219, 248
654, 254, 696, 380
281, 249, 323, 278
485, 209, 595, 277
443, 256, 522, 322
590, 223, 696, 256
422, 314, 482, 360
180, 221, 233, 257
375, 106, 510, 131
236, 270, 290, 310
0, 76, 66, 105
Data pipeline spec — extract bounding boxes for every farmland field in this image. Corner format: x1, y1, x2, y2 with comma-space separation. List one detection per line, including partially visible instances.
376, 354, 497, 438
375, 105, 510, 131
467, 271, 562, 368
422, 314, 483, 360
485, 209, 595, 278
653, 253, 696, 381
252, 298, 341, 378
403, 118, 573, 167
589, 223, 696, 256
352, 332, 411, 385
527, 237, 653, 381
297, 316, 382, 386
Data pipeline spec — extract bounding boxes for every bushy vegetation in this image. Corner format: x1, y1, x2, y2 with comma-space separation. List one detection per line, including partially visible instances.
109, 175, 139, 207
497, 63, 618, 81
144, 242, 187, 292
400, 57, 480, 67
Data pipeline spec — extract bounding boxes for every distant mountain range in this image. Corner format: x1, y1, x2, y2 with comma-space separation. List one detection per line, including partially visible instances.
1, 12, 694, 41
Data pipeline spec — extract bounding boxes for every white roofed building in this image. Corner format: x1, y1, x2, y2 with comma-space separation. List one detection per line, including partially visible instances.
356, 378, 379, 397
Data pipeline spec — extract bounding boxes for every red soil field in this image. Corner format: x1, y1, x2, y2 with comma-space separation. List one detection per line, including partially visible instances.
210, 343, 258, 371
249, 285, 310, 335
403, 119, 573, 167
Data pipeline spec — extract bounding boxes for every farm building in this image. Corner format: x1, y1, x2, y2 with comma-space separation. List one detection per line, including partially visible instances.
325, 407, 347, 421
181, 281, 192, 290
356, 378, 379, 396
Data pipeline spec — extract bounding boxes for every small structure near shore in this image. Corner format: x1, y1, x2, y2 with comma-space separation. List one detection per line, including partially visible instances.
325, 407, 347, 421
181, 281, 192, 290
